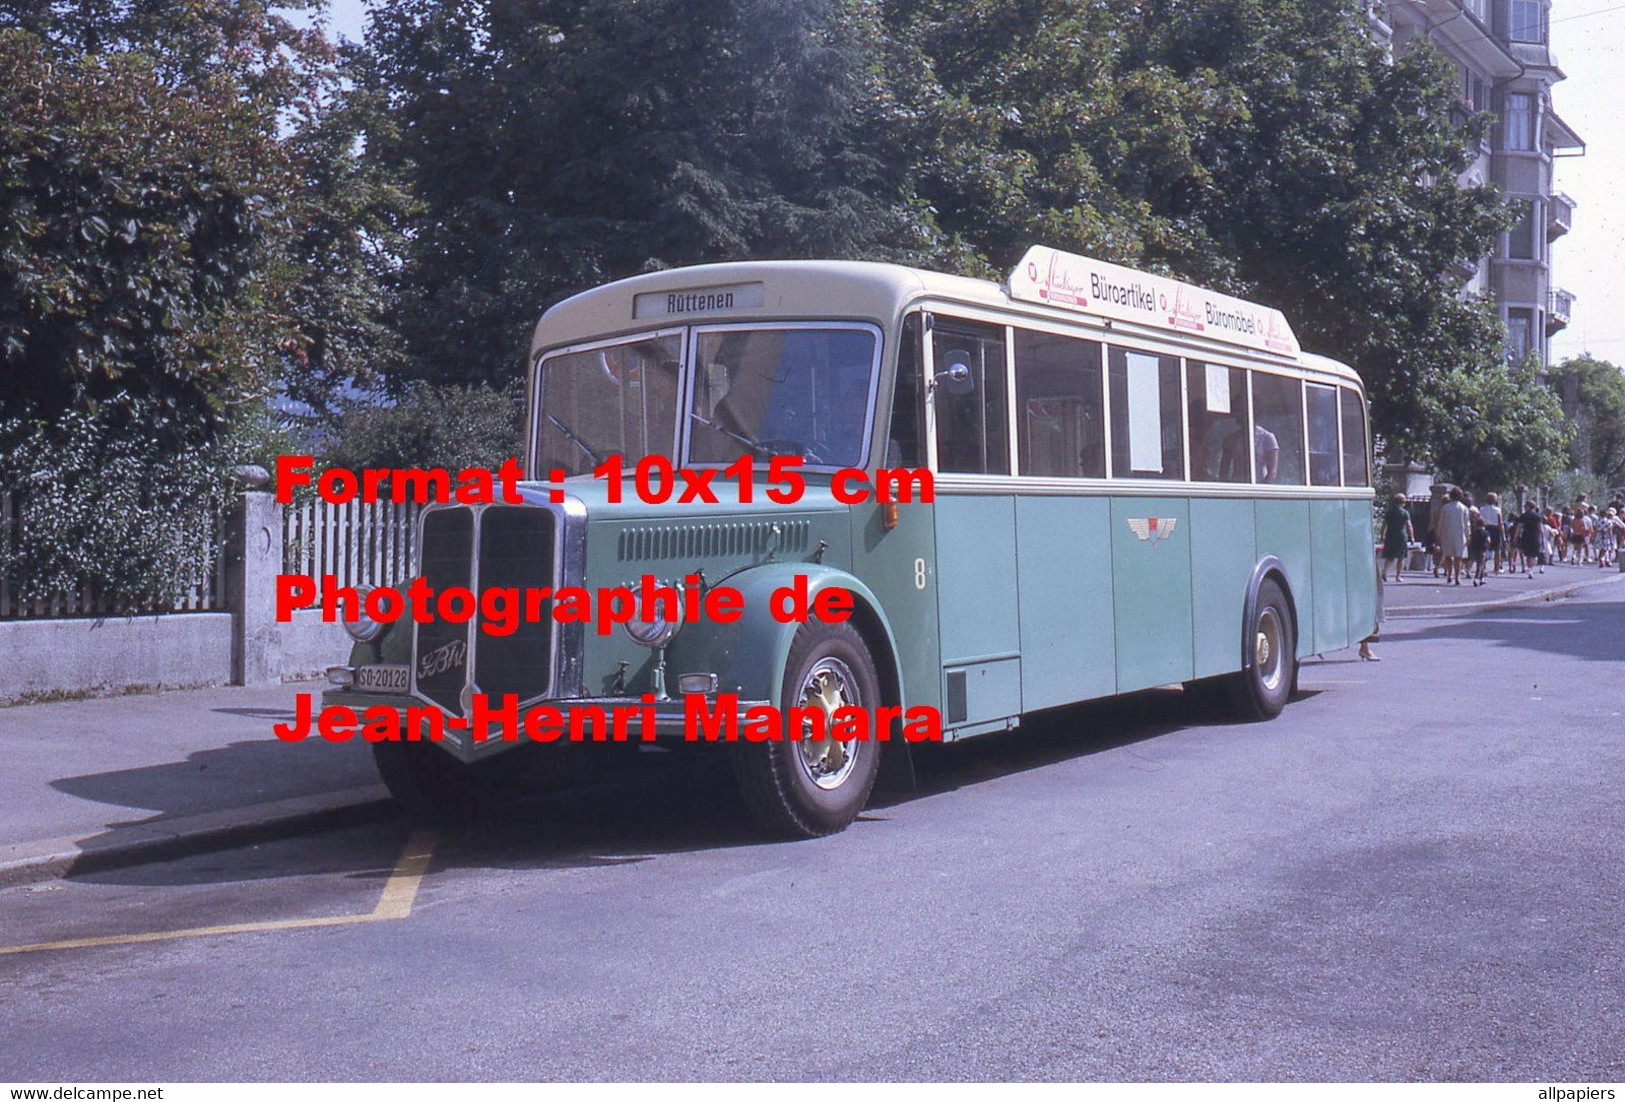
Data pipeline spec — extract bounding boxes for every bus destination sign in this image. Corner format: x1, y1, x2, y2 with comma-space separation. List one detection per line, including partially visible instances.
1006, 246, 1300, 357
633, 281, 765, 320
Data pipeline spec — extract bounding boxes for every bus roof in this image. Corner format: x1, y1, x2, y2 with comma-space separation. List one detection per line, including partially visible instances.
530, 256, 1361, 386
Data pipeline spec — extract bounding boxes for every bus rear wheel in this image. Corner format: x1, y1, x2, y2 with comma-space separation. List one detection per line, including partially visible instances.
733, 620, 882, 838
1228, 577, 1296, 721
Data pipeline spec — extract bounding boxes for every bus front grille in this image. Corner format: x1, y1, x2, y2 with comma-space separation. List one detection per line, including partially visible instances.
412, 505, 556, 716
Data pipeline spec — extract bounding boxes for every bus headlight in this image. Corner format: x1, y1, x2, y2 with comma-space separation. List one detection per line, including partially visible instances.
624, 588, 679, 648
343, 587, 388, 644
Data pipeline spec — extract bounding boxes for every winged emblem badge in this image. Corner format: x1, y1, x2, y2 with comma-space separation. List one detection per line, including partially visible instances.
1127, 517, 1178, 542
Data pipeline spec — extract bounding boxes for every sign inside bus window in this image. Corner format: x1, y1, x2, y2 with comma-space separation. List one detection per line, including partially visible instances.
1007, 246, 1301, 357
633, 282, 765, 319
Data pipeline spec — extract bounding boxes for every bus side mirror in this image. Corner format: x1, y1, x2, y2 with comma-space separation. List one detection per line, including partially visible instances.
932, 356, 975, 397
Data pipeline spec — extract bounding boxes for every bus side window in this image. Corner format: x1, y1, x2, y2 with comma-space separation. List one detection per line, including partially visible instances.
887, 314, 924, 468
1306, 383, 1340, 487
1015, 328, 1104, 478
1186, 361, 1250, 484
1339, 387, 1370, 487
933, 320, 1010, 475
1251, 371, 1305, 485
1107, 345, 1184, 480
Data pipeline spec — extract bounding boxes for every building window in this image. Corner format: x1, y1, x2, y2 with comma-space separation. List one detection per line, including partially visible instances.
1503, 92, 1534, 150
1506, 309, 1533, 363
1509, 0, 1546, 42
1507, 200, 1537, 260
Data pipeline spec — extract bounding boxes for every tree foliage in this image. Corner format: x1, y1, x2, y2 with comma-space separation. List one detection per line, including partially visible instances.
355, 0, 922, 387
0, 399, 237, 609
874, 0, 1516, 463
323, 383, 525, 472
1547, 355, 1625, 487
0, 1, 400, 438
1424, 359, 1571, 492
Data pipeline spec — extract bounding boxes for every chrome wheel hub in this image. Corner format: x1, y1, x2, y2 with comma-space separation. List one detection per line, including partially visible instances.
796, 657, 861, 790
1256, 607, 1284, 693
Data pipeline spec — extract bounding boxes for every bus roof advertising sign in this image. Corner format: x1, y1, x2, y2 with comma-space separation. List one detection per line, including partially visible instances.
1006, 246, 1301, 358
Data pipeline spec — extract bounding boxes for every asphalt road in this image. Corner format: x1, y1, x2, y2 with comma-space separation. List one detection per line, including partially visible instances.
2, 587, 1622, 1082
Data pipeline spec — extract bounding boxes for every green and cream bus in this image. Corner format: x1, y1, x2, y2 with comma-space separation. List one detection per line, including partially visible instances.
322, 247, 1378, 837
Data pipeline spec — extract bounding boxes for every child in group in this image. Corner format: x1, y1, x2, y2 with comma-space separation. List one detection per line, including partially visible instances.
1468, 511, 1489, 586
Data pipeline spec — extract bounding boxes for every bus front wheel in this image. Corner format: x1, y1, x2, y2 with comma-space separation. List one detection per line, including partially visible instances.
1228, 577, 1296, 721
372, 738, 501, 824
733, 620, 882, 838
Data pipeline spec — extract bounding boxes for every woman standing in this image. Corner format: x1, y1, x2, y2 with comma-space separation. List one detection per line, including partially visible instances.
1381, 494, 1415, 582
1519, 500, 1544, 579
1437, 488, 1472, 585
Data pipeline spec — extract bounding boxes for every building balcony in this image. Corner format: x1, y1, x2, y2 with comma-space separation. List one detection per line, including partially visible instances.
1547, 192, 1575, 238
1549, 287, 1574, 332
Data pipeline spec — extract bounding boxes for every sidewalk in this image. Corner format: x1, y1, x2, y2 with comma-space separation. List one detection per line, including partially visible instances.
0, 682, 392, 887
1382, 557, 1625, 618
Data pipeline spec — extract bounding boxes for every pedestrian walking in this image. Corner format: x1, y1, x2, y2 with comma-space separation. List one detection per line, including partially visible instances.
1569, 508, 1589, 564
1381, 494, 1415, 582
1598, 507, 1624, 568
1480, 492, 1505, 573
1438, 488, 1471, 586
1468, 511, 1489, 585
1519, 500, 1544, 579
1428, 484, 1450, 576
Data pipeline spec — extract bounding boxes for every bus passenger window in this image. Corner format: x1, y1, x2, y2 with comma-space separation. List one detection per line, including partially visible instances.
1340, 387, 1370, 487
1015, 329, 1104, 478
1251, 372, 1305, 485
887, 315, 924, 468
932, 321, 1009, 475
1306, 384, 1340, 486
1107, 346, 1184, 479
1186, 362, 1250, 484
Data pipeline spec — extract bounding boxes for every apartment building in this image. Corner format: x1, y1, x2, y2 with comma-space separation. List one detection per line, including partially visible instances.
1377, 0, 1585, 368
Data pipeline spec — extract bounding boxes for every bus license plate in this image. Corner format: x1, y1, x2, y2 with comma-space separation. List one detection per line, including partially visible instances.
356, 665, 409, 692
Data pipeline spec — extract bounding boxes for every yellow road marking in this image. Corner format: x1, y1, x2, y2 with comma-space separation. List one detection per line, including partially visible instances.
0, 830, 437, 957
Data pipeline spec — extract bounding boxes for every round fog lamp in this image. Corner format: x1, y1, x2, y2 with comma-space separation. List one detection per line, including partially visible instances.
343, 586, 388, 644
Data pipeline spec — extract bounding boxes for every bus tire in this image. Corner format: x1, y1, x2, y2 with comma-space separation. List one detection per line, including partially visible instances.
1228, 577, 1296, 721
732, 620, 882, 838
372, 738, 499, 824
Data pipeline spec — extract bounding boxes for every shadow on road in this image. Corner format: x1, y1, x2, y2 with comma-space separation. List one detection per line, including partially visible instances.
1383, 596, 1624, 664
57, 681, 1256, 890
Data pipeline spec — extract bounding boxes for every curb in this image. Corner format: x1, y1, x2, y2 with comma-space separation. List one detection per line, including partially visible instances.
1386, 570, 1625, 620
0, 784, 399, 890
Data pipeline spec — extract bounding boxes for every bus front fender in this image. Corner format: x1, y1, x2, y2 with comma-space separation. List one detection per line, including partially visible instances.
665, 563, 905, 710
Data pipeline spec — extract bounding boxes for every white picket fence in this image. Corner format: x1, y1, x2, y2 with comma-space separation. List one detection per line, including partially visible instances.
281, 497, 420, 590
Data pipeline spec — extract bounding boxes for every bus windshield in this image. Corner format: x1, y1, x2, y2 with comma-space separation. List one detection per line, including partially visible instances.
687, 326, 877, 468
535, 333, 682, 476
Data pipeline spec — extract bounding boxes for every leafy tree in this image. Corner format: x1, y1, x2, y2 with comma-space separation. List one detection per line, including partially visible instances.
1547, 355, 1625, 487
874, 0, 1516, 464
0, 2, 400, 605
324, 383, 525, 472
0, 1, 401, 439
1425, 358, 1571, 493
356, 0, 919, 387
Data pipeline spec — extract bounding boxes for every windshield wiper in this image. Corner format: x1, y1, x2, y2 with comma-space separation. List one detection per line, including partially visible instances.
545, 414, 603, 465
690, 412, 771, 457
